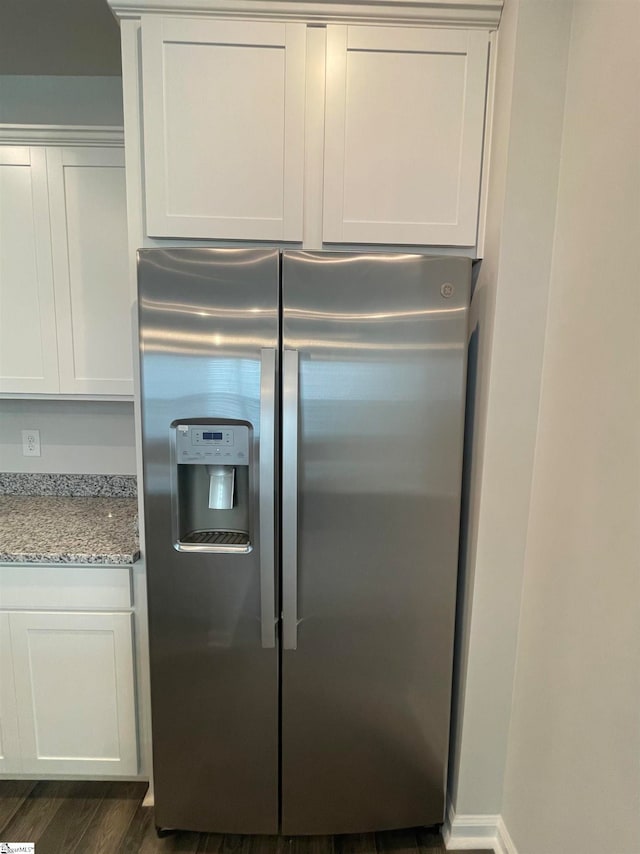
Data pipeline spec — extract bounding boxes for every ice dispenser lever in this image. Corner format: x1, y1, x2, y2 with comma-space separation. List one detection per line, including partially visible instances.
207, 465, 235, 510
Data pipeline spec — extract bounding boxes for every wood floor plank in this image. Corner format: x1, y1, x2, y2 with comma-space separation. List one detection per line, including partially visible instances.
247, 834, 286, 854
415, 827, 446, 854
0, 780, 37, 836
196, 831, 226, 853
140, 825, 202, 853
0, 780, 75, 843
284, 833, 335, 854
66, 780, 147, 854
334, 833, 377, 854
32, 781, 110, 854
222, 835, 253, 853
119, 802, 157, 854
121, 801, 208, 854
374, 828, 419, 854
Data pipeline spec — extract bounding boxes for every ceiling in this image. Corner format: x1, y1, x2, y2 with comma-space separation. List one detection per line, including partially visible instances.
0, 0, 121, 76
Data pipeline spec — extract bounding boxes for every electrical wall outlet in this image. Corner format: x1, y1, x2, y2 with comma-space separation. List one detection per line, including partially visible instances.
22, 429, 41, 457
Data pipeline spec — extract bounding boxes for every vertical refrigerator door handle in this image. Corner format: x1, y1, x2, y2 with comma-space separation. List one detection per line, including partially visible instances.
259, 348, 277, 649
282, 348, 299, 651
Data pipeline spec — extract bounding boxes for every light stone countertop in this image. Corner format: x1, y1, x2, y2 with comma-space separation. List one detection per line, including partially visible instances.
0, 495, 140, 564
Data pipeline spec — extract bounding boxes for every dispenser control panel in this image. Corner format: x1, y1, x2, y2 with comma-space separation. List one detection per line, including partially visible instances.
175, 423, 249, 465
192, 429, 233, 446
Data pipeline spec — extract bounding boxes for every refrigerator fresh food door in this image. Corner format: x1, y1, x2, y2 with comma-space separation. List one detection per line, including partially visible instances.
138, 248, 279, 833
281, 251, 470, 834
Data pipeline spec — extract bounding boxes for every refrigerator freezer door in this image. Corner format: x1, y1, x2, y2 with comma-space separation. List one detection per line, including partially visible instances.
138, 248, 279, 833
281, 251, 470, 834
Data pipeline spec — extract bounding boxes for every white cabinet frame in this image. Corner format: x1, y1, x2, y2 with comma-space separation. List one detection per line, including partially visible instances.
323, 26, 489, 246
141, 17, 306, 240
0, 613, 21, 773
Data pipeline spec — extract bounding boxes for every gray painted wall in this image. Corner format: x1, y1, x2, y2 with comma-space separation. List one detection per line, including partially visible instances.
0, 75, 124, 125
500, 1, 640, 851
449, 0, 572, 815
0, 400, 136, 475
0, 0, 121, 76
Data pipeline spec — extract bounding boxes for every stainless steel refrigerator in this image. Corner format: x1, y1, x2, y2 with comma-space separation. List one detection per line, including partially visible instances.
137, 248, 470, 836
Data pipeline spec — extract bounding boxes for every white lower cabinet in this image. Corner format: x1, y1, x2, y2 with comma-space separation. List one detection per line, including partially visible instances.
0, 564, 138, 778
9, 611, 138, 776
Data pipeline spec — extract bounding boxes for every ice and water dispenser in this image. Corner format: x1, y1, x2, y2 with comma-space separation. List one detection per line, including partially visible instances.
173, 422, 252, 552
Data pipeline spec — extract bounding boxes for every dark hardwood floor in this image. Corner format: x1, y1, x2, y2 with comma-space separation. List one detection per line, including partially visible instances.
0, 781, 490, 854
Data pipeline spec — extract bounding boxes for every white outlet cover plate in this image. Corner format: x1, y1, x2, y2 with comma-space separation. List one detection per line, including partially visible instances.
21, 429, 41, 457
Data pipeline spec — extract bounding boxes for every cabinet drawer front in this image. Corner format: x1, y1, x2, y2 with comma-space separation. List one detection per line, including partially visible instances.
323, 26, 489, 246
0, 564, 132, 610
141, 16, 306, 240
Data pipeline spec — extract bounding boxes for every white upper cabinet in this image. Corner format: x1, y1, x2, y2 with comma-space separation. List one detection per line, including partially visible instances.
141, 17, 306, 240
135, 16, 491, 249
0, 138, 133, 397
323, 26, 489, 246
47, 147, 133, 395
0, 147, 59, 393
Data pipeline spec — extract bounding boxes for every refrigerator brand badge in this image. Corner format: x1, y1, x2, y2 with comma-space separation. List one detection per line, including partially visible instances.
440, 283, 455, 298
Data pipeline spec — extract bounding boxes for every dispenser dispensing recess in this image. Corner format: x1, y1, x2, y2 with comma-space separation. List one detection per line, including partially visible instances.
173, 422, 251, 552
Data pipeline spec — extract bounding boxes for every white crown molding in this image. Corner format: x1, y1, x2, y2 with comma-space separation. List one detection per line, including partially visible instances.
442, 800, 519, 853
107, 0, 503, 30
0, 125, 125, 147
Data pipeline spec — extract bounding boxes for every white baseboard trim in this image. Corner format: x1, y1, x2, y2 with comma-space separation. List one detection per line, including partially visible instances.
495, 817, 518, 854
443, 801, 518, 854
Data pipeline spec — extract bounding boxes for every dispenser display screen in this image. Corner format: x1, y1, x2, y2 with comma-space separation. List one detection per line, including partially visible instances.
203, 432, 223, 441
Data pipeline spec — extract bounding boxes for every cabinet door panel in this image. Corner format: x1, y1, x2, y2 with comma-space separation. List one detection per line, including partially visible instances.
47, 147, 133, 395
324, 26, 489, 246
10, 611, 137, 776
0, 147, 59, 393
141, 17, 305, 240
0, 613, 21, 773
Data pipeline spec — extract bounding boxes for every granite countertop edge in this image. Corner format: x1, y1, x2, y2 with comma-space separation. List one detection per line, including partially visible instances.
0, 550, 141, 566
